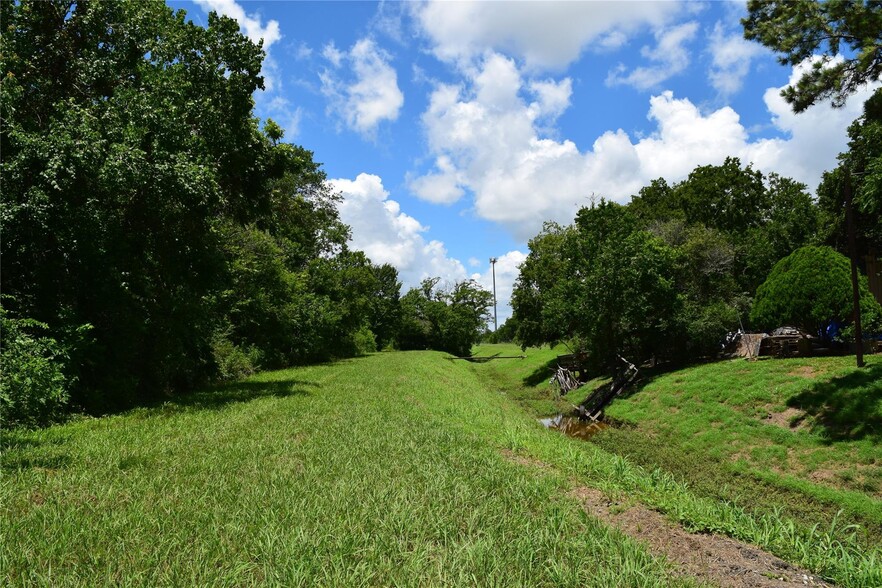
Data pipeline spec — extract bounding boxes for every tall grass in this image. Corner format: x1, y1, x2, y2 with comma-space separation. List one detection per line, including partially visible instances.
2, 353, 690, 587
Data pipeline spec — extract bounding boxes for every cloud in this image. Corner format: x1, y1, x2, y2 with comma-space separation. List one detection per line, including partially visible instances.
411, 54, 876, 241
407, 155, 464, 204
471, 250, 528, 326
606, 21, 699, 90
331, 173, 467, 288
294, 41, 313, 60
411, 0, 683, 70
707, 21, 765, 97
322, 42, 344, 68
740, 58, 879, 188
320, 39, 405, 138
528, 78, 573, 122
194, 0, 281, 49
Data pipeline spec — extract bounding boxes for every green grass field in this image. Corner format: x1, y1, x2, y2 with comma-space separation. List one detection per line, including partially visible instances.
3, 348, 881, 586
0, 352, 688, 587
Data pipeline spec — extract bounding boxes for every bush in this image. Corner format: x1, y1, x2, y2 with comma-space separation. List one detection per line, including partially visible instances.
351, 325, 378, 355
751, 246, 882, 335
0, 310, 71, 428
210, 331, 263, 381
683, 300, 741, 358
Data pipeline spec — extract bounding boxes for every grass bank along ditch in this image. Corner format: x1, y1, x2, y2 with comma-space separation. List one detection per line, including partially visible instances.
471, 343, 882, 587
4, 349, 880, 586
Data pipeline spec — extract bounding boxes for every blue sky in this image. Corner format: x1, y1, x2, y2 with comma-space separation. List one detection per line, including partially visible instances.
172, 0, 877, 325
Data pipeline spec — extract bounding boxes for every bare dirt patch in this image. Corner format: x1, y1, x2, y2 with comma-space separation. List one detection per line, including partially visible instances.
501, 450, 831, 587
569, 486, 831, 588
788, 366, 818, 379
807, 469, 838, 485
762, 407, 807, 430
500, 448, 552, 471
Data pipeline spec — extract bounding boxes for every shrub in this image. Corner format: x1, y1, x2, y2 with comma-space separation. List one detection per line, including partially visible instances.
210, 331, 262, 381
351, 325, 378, 355
683, 300, 741, 357
0, 310, 71, 428
751, 246, 882, 335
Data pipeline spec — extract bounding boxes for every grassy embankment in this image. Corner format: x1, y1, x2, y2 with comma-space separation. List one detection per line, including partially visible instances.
474, 343, 882, 553
1, 351, 688, 587
3, 347, 880, 586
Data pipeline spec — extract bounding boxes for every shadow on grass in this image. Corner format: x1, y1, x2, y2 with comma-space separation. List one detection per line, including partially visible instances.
164, 377, 319, 412
2, 451, 71, 472
1, 376, 319, 472
787, 362, 882, 442
523, 357, 559, 387
1, 430, 73, 472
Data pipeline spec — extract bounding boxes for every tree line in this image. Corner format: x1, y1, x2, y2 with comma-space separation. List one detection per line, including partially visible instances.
507, 158, 882, 371
0, 1, 491, 427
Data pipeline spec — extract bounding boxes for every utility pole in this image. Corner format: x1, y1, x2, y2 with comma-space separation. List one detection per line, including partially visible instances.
489, 257, 498, 331
844, 170, 864, 368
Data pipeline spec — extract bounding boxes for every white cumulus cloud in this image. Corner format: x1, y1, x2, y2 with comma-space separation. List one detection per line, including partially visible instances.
321, 39, 404, 138
411, 0, 683, 70
331, 173, 467, 288
411, 53, 876, 241
707, 21, 765, 97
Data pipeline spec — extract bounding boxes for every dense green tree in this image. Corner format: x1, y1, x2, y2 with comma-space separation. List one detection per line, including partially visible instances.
511, 223, 575, 348
1, 0, 273, 407
0, 1, 388, 414
676, 157, 769, 234
628, 178, 681, 225
751, 246, 882, 335
743, 0, 882, 112
513, 201, 681, 373
817, 88, 882, 260
512, 159, 822, 371
0, 305, 73, 428
634, 158, 818, 296
367, 264, 402, 350
571, 203, 680, 370
399, 279, 492, 356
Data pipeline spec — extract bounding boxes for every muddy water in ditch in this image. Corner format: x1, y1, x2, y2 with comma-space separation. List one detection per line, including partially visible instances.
540, 415, 608, 440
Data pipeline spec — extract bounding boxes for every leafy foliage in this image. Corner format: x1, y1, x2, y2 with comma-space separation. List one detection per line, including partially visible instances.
510, 223, 574, 349
751, 246, 882, 334
367, 264, 402, 350
0, 1, 402, 417
2, 0, 272, 408
817, 88, 882, 260
513, 159, 821, 373
399, 279, 493, 357
0, 306, 72, 428
743, 0, 882, 112
570, 203, 681, 371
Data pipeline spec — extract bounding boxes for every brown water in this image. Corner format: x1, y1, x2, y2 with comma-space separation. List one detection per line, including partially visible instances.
539, 415, 608, 440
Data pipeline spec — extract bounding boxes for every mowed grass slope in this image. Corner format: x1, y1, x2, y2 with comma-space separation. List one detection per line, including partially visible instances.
606, 355, 882, 496
2, 352, 688, 588
596, 355, 882, 540
471, 344, 882, 586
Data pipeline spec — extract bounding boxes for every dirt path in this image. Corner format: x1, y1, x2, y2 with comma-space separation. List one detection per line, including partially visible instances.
503, 451, 831, 587
570, 486, 830, 588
